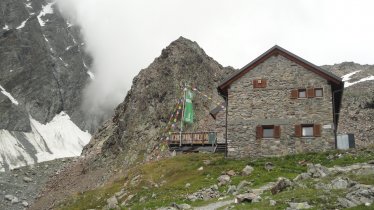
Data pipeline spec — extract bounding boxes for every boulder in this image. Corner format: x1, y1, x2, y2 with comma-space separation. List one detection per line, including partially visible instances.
197, 166, 203, 171
23, 176, 33, 183
176, 203, 192, 209
226, 185, 236, 194
22, 201, 29, 207
236, 180, 251, 192
331, 177, 352, 189
270, 199, 277, 206
185, 183, 191, 188
264, 162, 274, 171
217, 175, 231, 186
235, 193, 261, 203
5, 195, 19, 204
106, 196, 119, 209
307, 164, 330, 178
293, 173, 311, 182
226, 170, 236, 177
287, 202, 311, 209
4, 194, 14, 201
339, 184, 374, 208
271, 177, 293, 195
242, 165, 254, 176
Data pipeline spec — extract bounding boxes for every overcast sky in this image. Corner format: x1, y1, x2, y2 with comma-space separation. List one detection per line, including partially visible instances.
57, 0, 374, 118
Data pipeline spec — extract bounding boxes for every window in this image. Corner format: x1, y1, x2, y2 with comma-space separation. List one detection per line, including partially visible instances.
295, 124, 321, 137
298, 89, 306, 98
263, 126, 274, 138
302, 125, 314, 137
315, 88, 323, 97
256, 125, 280, 139
253, 79, 267, 88
291, 88, 323, 99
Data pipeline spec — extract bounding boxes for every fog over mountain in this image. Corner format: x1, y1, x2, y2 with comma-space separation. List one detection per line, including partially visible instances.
56, 0, 374, 122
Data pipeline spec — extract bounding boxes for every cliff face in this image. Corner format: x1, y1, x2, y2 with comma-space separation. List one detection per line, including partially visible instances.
0, 0, 97, 171
323, 62, 374, 147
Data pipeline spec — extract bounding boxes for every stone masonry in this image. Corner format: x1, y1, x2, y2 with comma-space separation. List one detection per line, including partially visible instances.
224, 54, 336, 158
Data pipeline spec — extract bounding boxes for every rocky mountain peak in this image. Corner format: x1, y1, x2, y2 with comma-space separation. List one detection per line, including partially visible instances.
83, 37, 235, 158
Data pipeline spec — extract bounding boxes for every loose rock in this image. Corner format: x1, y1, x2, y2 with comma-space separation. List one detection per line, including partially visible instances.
270, 199, 277, 206
307, 164, 330, 178
287, 202, 311, 209
226, 185, 236, 194
235, 193, 261, 203
264, 162, 274, 171
271, 177, 293, 195
242, 165, 254, 176
23, 177, 33, 183
106, 196, 119, 209
217, 175, 231, 186
226, 170, 236, 177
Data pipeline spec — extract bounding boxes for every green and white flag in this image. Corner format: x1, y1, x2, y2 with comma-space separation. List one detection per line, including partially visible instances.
183, 89, 194, 124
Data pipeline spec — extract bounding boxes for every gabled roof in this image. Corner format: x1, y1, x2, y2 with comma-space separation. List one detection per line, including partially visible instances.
218, 45, 343, 95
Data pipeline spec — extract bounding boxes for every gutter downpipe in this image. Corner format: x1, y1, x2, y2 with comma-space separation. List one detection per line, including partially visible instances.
332, 87, 343, 149
225, 94, 228, 158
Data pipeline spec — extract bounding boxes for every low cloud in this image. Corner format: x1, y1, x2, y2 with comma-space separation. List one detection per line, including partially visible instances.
56, 0, 374, 126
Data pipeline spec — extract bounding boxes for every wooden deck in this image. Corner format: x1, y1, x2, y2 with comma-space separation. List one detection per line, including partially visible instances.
168, 131, 217, 146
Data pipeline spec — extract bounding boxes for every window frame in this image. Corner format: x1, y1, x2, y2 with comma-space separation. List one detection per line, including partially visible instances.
262, 125, 275, 138
314, 88, 323, 98
257, 125, 281, 139
298, 89, 307, 98
301, 124, 314, 137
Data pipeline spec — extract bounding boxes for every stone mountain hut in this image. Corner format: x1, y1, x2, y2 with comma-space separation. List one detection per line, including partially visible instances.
216, 45, 344, 158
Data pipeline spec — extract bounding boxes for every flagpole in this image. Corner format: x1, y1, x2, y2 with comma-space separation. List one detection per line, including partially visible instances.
180, 86, 186, 147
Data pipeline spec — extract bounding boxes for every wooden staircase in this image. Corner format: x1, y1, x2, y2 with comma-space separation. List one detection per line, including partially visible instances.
214, 143, 227, 153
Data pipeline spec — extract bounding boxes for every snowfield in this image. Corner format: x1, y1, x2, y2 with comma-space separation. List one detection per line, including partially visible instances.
0, 112, 91, 172
341, 70, 374, 88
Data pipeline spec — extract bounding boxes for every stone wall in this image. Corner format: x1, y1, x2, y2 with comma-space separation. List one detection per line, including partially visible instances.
226, 54, 335, 158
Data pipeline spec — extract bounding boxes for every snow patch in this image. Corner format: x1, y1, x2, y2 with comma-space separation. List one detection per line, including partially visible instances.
25, 3, 32, 9
67, 21, 73, 28
16, 19, 29, 30
10, 70, 13, 72
37, 2, 55, 26
65, 46, 72, 51
342, 70, 361, 82
29, 112, 91, 160
0, 112, 91, 171
0, 85, 19, 105
43, 35, 49, 42
87, 71, 95, 80
2, 24, 9, 30
345, 75, 374, 88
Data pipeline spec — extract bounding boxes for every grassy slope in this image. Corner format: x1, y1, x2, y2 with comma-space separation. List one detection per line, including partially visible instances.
58, 148, 374, 210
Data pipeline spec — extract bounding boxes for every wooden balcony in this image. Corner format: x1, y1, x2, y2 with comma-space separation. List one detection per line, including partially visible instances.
168, 131, 217, 146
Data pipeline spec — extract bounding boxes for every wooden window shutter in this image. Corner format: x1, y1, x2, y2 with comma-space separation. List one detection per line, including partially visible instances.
253, 80, 258, 88
307, 88, 315, 98
262, 79, 267, 88
274, 126, 281, 138
295, 124, 302, 137
290, 89, 298, 99
256, 126, 263, 139
314, 124, 321, 137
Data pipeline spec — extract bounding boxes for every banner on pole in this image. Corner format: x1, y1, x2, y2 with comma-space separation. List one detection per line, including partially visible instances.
183, 89, 194, 124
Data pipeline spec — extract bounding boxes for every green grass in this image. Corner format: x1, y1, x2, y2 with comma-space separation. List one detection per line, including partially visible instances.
57, 149, 374, 210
